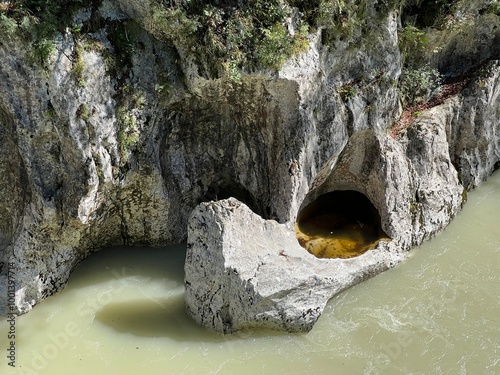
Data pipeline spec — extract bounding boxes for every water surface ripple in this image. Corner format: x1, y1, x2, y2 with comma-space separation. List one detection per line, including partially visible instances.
1, 172, 500, 374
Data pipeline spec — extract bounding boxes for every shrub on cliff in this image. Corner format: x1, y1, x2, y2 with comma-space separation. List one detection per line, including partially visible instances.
0, 0, 84, 64
398, 22, 442, 106
399, 64, 442, 105
149, 0, 309, 78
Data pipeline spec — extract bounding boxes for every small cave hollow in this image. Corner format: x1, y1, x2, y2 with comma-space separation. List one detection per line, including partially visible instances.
295, 190, 391, 259
201, 178, 265, 218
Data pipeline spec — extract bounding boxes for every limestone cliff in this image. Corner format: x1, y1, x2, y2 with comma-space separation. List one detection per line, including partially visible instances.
0, 0, 499, 326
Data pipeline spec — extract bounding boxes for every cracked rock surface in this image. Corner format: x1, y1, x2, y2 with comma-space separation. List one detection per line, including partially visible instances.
185, 198, 403, 333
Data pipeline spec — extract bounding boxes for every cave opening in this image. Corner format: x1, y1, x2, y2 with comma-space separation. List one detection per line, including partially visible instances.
55, 244, 189, 339
201, 177, 264, 217
296, 190, 390, 259
401, 0, 452, 29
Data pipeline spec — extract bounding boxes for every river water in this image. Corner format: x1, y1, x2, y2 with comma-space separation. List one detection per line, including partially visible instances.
1, 172, 499, 375
295, 190, 390, 259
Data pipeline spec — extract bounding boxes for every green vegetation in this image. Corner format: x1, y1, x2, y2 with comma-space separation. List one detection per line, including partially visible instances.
117, 111, 139, 161
0, 0, 405, 78
397, 0, 500, 106
289, 0, 406, 43
337, 83, 357, 102
398, 22, 441, 106
106, 21, 142, 72
0, 0, 86, 64
399, 64, 441, 105
72, 43, 86, 87
255, 23, 309, 71
402, 0, 458, 29
3, 0, 493, 89
399, 23, 428, 69
476, 61, 499, 89
0, 12, 18, 36
76, 103, 90, 121
146, 0, 407, 77
149, 0, 309, 77
317, 0, 362, 42
44, 101, 58, 121
488, 2, 500, 16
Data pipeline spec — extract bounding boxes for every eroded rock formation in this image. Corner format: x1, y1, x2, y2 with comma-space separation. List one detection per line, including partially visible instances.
184, 59, 500, 332
184, 120, 465, 332
0, 0, 499, 333
185, 198, 402, 333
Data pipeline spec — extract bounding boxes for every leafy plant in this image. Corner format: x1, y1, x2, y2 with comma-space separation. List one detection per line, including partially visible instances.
337, 84, 357, 102
487, 2, 500, 16
290, 0, 400, 43
318, 0, 347, 27
255, 23, 308, 71
0, 13, 18, 36
399, 23, 428, 69
0, 0, 85, 64
105, 20, 143, 75
149, 0, 309, 78
397, 20, 443, 106
399, 64, 441, 106
32, 37, 55, 65
149, 6, 198, 52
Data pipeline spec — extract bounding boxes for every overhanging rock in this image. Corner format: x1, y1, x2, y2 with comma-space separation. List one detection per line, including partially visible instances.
184, 198, 403, 333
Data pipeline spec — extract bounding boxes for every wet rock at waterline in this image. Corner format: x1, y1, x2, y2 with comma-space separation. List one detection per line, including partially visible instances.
184, 198, 404, 333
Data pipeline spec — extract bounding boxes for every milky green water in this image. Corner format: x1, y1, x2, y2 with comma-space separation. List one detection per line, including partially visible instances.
1, 172, 500, 375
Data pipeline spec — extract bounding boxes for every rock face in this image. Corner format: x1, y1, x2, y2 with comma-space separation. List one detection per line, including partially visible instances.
185, 198, 403, 333
183, 121, 465, 332
0, 0, 499, 332
184, 60, 500, 332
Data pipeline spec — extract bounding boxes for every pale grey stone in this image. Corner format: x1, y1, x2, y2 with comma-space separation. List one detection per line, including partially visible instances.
183, 120, 464, 332
185, 198, 403, 333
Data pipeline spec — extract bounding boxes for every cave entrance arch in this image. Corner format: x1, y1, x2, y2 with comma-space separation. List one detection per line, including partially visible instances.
295, 190, 390, 259
201, 177, 265, 218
